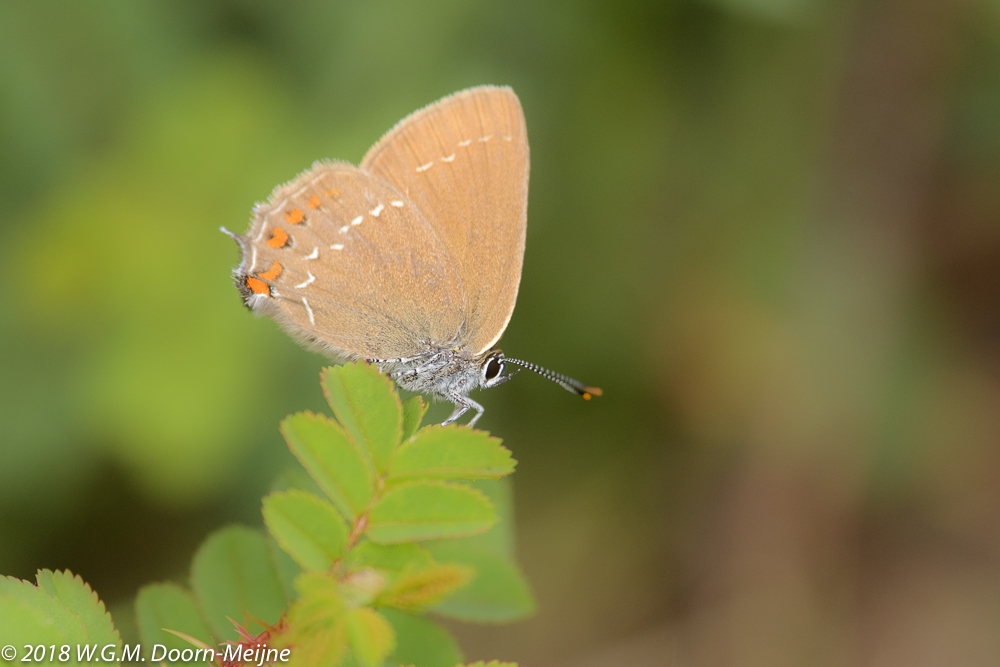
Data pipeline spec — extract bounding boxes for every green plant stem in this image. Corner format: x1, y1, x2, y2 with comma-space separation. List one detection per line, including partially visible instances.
346, 514, 368, 551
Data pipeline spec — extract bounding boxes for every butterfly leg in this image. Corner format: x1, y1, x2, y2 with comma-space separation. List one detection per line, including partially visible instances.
389, 353, 445, 380
442, 394, 484, 427
368, 351, 438, 374
366, 351, 436, 365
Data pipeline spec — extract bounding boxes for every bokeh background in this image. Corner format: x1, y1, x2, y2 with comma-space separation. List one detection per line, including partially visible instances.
3, 0, 1000, 664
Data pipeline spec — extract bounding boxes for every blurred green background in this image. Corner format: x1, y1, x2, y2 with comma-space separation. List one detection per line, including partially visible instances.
3, 0, 1000, 664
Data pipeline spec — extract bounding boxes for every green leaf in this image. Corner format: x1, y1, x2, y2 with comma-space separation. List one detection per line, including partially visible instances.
0, 578, 70, 650
270, 463, 326, 497
377, 563, 474, 612
268, 536, 302, 602
423, 479, 517, 561
388, 426, 515, 482
282, 629, 346, 667
134, 583, 214, 659
425, 544, 535, 622
263, 490, 349, 571
466, 479, 516, 558
344, 542, 436, 574
321, 361, 403, 473
401, 395, 428, 441
189, 526, 289, 640
35, 570, 120, 650
281, 411, 373, 520
280, 573, 347, 667
367, 482, 497, 543
345, 543, 472, 611
0, 570, 120, 657
345, 607, 395, 667
338, 569, 387, 609
380, 609, 463, 667
288, 572, 345, 638
417, 479, 533, 621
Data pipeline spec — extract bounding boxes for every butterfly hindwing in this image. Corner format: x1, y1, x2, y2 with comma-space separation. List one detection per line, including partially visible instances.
237, 160, 465, 360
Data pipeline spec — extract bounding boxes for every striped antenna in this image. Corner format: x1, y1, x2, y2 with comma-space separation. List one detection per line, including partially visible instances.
503, 358, 603, 400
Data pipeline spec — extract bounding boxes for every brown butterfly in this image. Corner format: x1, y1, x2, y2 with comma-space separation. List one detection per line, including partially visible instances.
224, 86, 599, 426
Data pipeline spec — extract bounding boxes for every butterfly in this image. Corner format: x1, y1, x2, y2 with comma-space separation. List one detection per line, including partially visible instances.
224, 86, 599, 426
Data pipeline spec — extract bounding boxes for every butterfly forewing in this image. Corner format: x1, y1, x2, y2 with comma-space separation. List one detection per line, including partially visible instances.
361, 86, 529, 355
240, 160, 465, 359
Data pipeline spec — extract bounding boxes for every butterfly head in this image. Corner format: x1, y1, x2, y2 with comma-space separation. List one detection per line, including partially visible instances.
477, 350, 601, 400
479, 349, 517, 390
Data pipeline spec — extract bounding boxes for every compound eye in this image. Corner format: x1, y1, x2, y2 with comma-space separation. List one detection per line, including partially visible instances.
485, 357, 503, 381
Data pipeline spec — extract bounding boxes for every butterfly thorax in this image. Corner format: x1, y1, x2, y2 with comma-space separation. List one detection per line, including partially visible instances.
382, 348, 478, 398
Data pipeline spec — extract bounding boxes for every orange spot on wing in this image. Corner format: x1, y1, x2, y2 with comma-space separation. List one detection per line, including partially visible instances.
307, 194, 321, 209
246, 276, 269, 295
285, 208, 304, 224
583, 386, 602, 397
258, 261, 282, 281
324, 188, 340, 199
266, 227, 289, 248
